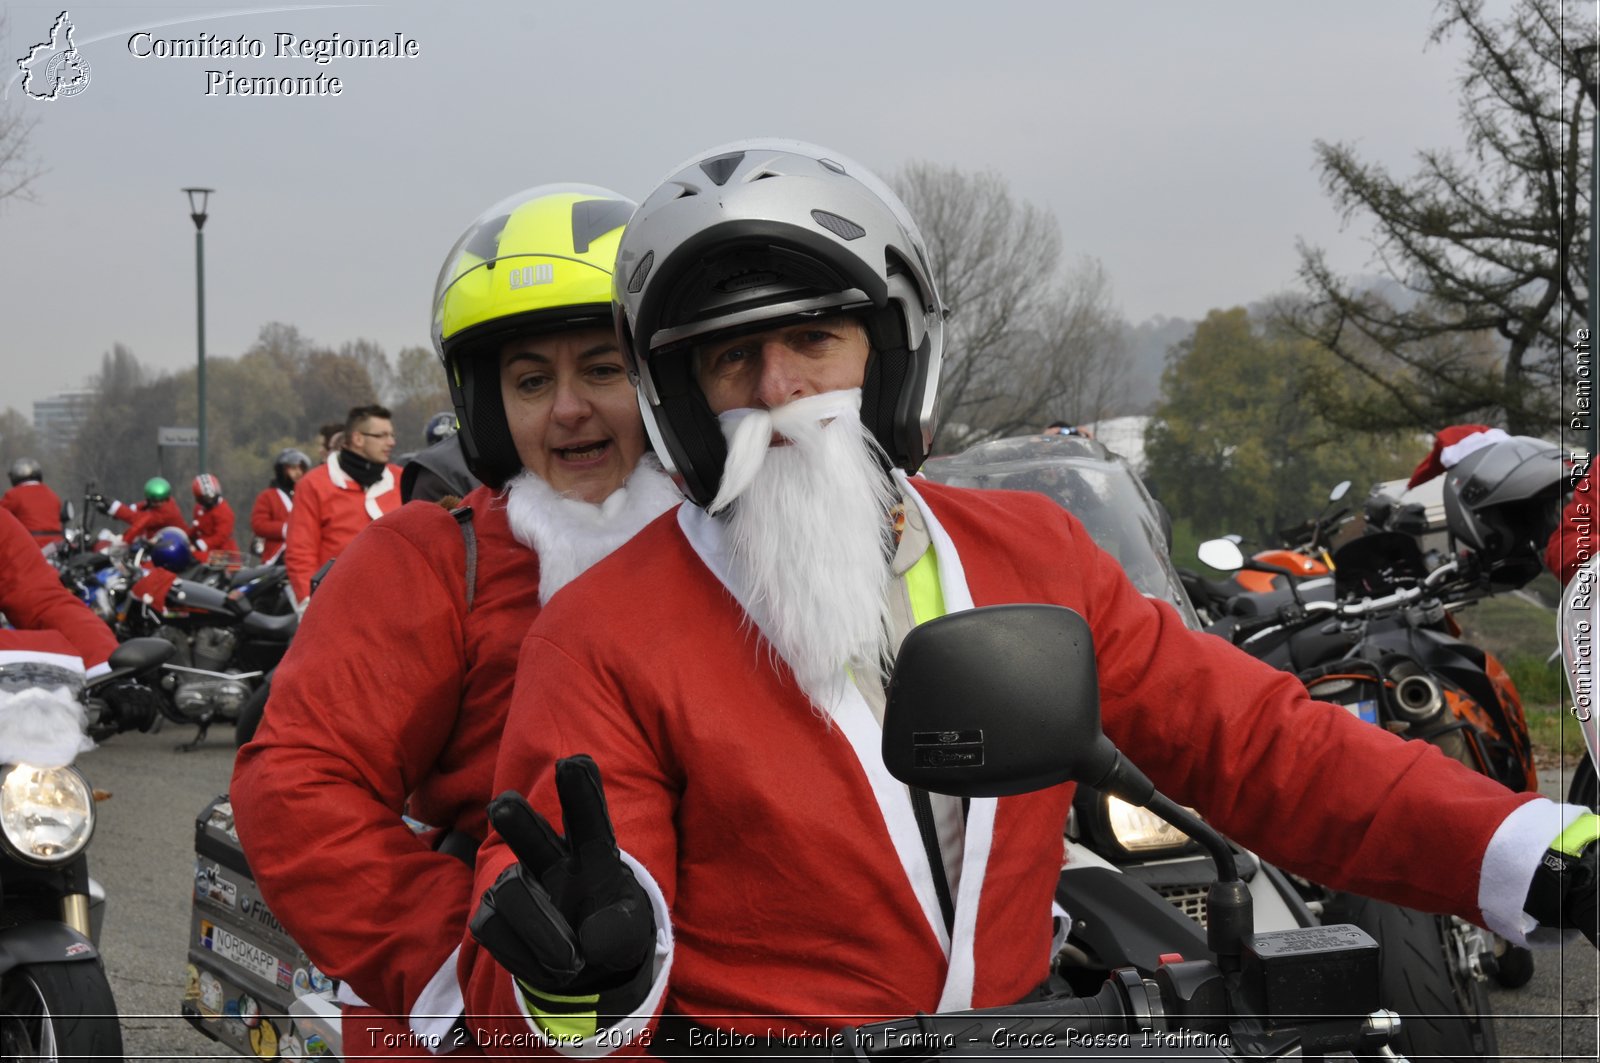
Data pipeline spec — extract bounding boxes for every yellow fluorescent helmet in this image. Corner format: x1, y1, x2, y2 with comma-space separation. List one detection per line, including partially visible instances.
431, 184, 636, 356
429, 184, 636, 489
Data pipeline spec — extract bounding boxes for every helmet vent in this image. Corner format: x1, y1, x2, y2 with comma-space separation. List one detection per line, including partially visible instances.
571, 198, 633, 254
811, 210, 866, 241
627, 252, 655, 294
819, 157, 847, 175
699, 152, 746, 187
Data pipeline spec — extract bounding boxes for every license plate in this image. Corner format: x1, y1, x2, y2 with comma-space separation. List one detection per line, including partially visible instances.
200, 919, 281, 986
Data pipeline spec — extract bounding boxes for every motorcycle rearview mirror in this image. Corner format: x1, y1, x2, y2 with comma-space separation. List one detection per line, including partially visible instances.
1197, 538, 1245, 572
60, 500, 74, 524
1328, 480, 1351, 504
882, 605, 1251, 963
884, 605, 1142, 800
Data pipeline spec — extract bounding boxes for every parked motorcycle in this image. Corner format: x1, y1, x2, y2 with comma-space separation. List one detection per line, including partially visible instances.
0, 636, 172, 1058
831, 604, 1411, 1061
117, 570, 297, 750
923, 436, 1491, 1059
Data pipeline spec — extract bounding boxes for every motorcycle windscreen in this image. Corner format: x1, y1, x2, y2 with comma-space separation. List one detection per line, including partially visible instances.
1562, 554, 1600, 772
921, 434, 1204, 631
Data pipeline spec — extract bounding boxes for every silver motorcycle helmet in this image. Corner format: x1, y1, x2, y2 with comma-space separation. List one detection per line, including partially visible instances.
1442, 435, 1565, 583
8, 457, 42, 486
613, 139, 946, 507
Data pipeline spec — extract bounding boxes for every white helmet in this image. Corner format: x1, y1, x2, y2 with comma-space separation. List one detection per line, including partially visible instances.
613, 139, 945, 507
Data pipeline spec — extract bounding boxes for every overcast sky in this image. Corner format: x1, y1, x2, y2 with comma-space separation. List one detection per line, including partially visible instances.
0, 0, 1554, 415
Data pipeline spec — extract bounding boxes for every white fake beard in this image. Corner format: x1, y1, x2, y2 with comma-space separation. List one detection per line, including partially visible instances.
504, 455, 683, 604
709, 389, 897, 715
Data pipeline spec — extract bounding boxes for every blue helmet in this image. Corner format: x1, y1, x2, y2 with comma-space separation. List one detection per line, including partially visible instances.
424, 411, 459, 447
149, 527, 194, 573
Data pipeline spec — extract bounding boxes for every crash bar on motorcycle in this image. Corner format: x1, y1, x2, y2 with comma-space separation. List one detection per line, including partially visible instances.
161, 664, 266, 682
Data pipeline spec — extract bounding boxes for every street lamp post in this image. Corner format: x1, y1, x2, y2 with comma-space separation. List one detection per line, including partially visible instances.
184, 187, 214, 474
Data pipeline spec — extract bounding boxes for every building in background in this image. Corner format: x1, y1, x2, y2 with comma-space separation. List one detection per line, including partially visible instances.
33, 390, 96, 454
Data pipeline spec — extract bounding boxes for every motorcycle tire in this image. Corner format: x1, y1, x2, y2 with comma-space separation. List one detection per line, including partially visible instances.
1569, 756, 1598, 812
0, 959, 125, 1061
1323, 893, 1497, 1062
234, 673, 272, 747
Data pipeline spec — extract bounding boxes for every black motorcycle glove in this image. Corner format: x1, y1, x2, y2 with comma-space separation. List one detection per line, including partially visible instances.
95, 679, 160, 733
468, 756, 655, 1040
1523, 812, 1600, 947
91, 494, 110, 515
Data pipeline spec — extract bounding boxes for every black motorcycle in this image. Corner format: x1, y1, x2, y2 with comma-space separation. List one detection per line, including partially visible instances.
116, 573, 298, 750
0, 637, 172, 1058
826, 605, 1412, 1062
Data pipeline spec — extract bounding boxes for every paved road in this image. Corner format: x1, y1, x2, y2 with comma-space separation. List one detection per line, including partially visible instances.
71, 730, 1600, 1061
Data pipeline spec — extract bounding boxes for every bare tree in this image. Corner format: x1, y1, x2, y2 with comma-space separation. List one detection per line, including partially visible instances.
0, 15, 45, 208
890, 162, 1131, 450
1285, 0, 1589, 435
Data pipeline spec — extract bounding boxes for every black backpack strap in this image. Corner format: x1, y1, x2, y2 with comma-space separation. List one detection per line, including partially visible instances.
450, 505, 477, 613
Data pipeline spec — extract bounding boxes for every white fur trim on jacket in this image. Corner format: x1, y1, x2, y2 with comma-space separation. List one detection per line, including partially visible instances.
1478, 797, 1588, 945
503, 456, 682, 605
675, 471, 998, 1013
325, 452, 398, 521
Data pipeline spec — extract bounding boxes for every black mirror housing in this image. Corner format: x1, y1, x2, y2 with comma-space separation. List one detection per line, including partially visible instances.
882, 604, 1115, 798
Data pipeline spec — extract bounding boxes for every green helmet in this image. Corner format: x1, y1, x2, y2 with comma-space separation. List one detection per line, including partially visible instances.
143, 476, 173, 504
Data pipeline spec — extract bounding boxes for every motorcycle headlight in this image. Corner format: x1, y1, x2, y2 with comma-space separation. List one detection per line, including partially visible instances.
0, 763, 96, 864
1105, 794, 1194, 856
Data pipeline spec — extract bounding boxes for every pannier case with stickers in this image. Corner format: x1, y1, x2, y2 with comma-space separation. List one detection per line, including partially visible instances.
181, 793, 343, 1058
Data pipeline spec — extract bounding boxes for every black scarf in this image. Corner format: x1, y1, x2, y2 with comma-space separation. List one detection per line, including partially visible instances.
337, 449, 386, 489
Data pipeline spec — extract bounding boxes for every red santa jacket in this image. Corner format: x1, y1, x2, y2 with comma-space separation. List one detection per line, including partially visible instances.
108, 498, 187, 544
0, 508, 117, 670
190, 498, 238, 555
462, 481, 1536, 1048
284, 455, 402, 603
1548, 475, 1593, 586
250, 486, 293, 562
0, 481, 64, 545
231, 488, 540, 1053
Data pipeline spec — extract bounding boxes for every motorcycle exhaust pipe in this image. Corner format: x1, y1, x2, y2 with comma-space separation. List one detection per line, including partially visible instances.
1392, 674, 1445, 723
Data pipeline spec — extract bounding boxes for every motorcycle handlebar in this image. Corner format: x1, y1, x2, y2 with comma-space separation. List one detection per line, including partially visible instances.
837, 977, 1153, 1059
1301, 559, 1461, 620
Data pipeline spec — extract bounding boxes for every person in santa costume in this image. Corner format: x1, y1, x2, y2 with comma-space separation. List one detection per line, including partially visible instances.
460, 141, 1599, 1054
250, 448, 311, 562
230, 185, 679, 1059
1, 457, 64, 548
97, 476, 187, 545
283, 403, 405, 609
0, 506, 116, 675
188, 473, 239, 557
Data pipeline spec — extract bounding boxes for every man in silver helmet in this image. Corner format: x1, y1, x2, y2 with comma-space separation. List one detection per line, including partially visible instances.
463, 140, 1596, 1052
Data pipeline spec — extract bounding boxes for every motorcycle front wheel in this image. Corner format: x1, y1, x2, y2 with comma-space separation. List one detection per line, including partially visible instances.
1324, 894, 1497, 1062
0, 960, 124, 1061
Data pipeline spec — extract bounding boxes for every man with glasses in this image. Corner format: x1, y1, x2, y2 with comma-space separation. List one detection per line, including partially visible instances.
284, 404, 403, 611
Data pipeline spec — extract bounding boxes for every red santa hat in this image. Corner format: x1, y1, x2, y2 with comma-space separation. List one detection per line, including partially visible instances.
1406, 424, 1511, 489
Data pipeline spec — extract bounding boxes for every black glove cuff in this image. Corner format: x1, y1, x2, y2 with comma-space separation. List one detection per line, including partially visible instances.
517, 944, 655, 1039
1524, 817, 1599, 932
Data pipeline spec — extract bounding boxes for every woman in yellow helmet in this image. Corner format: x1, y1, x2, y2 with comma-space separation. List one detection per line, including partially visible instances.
231, 186, 681, 1058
